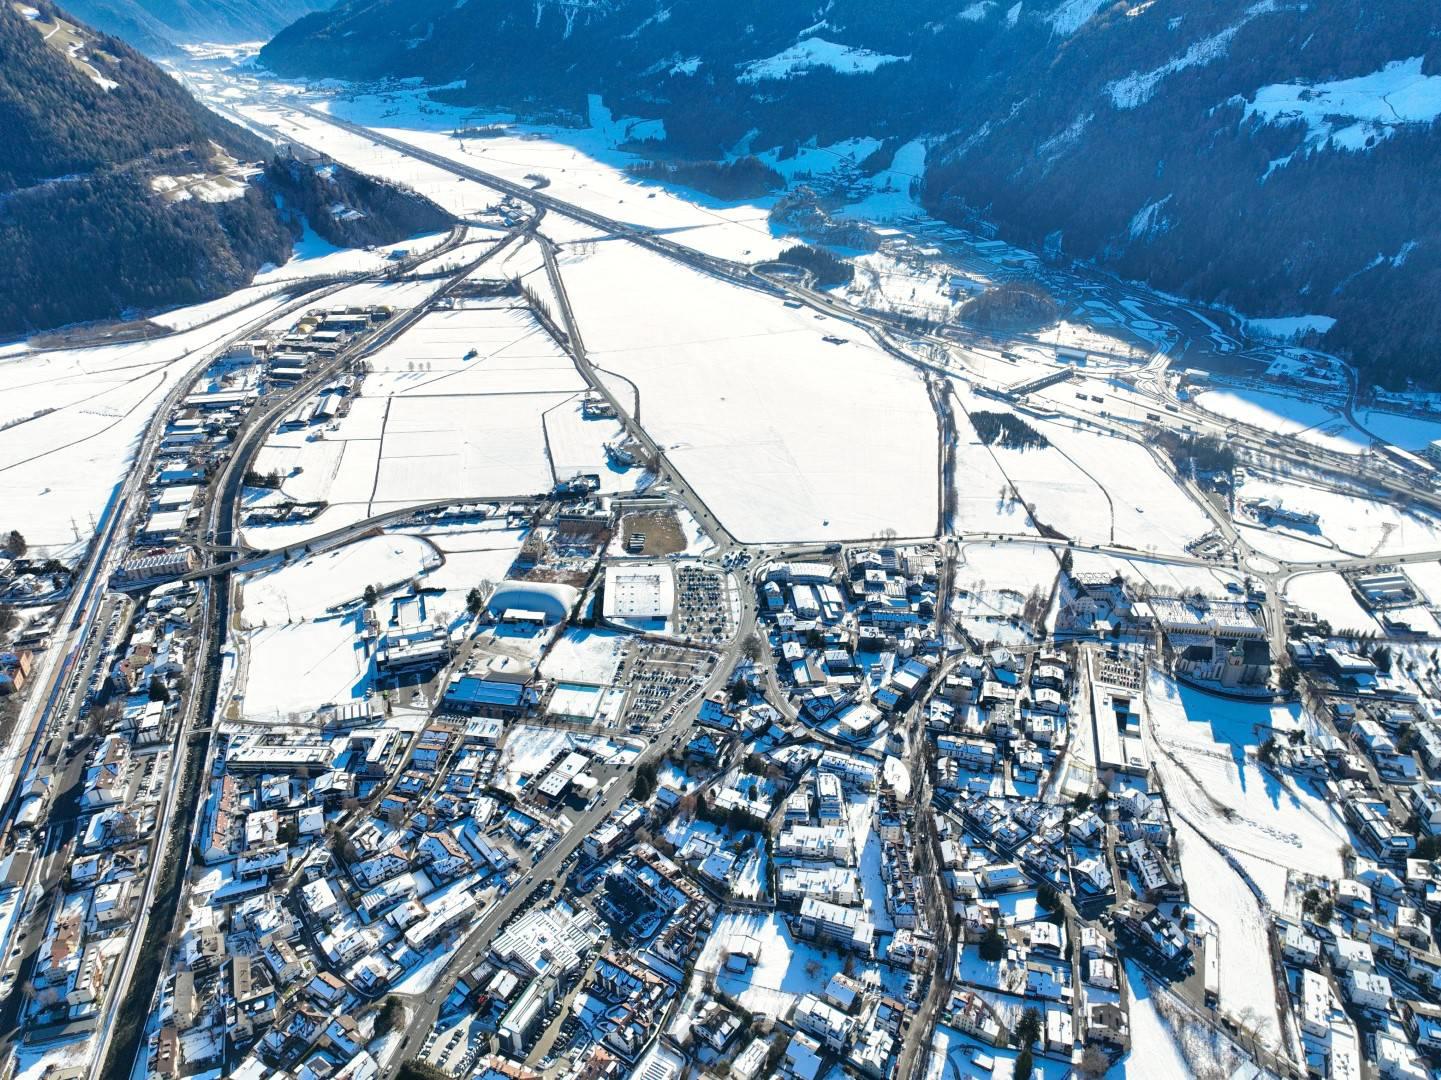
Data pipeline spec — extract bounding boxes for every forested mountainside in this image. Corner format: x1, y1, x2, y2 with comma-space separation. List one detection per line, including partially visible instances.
62, 0, 333, 55
263, 156, 452, 249
261, 0, 1441, 387
0, 0, 449, 337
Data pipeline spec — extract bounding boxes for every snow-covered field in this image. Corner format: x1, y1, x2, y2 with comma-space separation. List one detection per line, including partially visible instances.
1145, 672, 1348, 889
237, 525, 526, 717
558, 240, 939, 541
1108, 962, 1191, 1078
694, 910, 840, 1021
1403, 560, 1441, 604
147, 281, 290, 332
362, 301, 583, 397
1237, 472, 1441, 560
837, 250, 968, 326
949, 397, 1038, 536
253, 225, 452, 289
233, 96, 788, 263
0, 291, 298, 551
241, 617, 371, 720
498, 725, 637, 789
1193, 388, 1366, 455
1284, 572, 1377, 633
1357, 407, 1441, 452
1173, 819, 1282, 1047
738, 38, 907, 83
951, 540, 1058, 644
1246, 55, 1441, 153
294, 278, 443, 315
413, 527, 528, 625
995, 420, 1212, 552
245, 301, 633, 547
538, 628, 628, 685
240, 534, 439, 627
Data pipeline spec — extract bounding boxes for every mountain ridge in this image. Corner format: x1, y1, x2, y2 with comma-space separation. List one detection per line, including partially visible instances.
0, 0, 450, 337
61, 0, 335, 55
260, 0, 1441, 386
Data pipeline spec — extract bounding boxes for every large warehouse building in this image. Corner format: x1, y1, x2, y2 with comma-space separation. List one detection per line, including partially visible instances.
601, 563, 675, 628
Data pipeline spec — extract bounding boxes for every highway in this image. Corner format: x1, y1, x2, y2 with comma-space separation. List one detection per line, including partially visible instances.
85, 228, 503, 1079
89, 220, 545, 1080
0, 241, 489, 1019
2, 82, 1423, 1080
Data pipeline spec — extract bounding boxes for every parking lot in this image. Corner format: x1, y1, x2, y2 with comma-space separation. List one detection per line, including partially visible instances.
673, 564, 737, 643
619, 643, 714, 733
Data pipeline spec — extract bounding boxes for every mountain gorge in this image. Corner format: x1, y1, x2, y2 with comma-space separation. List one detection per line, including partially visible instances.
261, 0, 1441, 386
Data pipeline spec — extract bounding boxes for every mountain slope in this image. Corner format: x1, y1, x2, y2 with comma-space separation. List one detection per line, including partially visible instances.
260, 0, 1441, 387
0, 0, 296, 331
0, 0, 449, 336
61, 0, 335, 53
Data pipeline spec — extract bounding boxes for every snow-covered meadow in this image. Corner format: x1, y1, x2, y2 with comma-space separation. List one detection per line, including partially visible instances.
1193, 388, 1367, 455
0, 291, 298, 551
240, 617, 372, 721
1237, 471, 1441, 560
992, 419, 1212, 552
1145, 671, 1350, 891
557, 240, 940, 541
239, 534, 438, 627
245, 300, 631, 547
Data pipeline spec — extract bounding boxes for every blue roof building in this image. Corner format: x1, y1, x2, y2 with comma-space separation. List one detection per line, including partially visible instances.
441, 675, 537, 717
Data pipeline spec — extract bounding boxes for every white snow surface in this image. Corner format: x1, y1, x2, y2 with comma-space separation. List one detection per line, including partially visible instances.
1173, 817, 1282, 1046
1193, 388, 1366, 455
556, 240, 939, 542
242, 619, 371, 720
241, 535, 439, 627
537, 628, 628, 685
1357, 408, 1441, 452
838, 137, 929, 221
695, 910, 842, 1020
1106, 5, 1268, 109
1047, 0, 1108, 35
231, 96, 788, 262
1237, 471, 1441, 560
1284, 572, 1377, 633
995, 420, 1212, 552
1246, 56, 1441, 152
1106, 962, 1191, 1078
1244, 314, 1337, 340
1145, 671, 1348, 886
737, 38, 908, 83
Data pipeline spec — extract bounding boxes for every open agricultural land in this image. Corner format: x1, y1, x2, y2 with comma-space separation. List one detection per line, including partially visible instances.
6, 55, 1441, 1080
